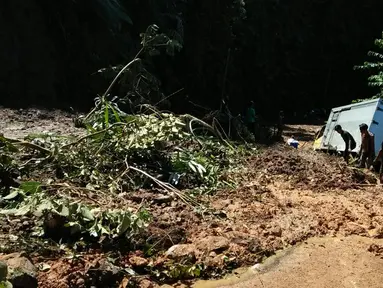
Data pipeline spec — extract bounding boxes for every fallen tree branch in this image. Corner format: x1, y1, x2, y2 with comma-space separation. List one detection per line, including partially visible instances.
127, 165, 203, 208
84, 48, 144, 123
3, 137, 51, 154
182, 114, 233, 149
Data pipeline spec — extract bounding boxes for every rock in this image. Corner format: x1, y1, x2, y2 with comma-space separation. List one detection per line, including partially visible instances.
0, 253, 37, 288
129, 256, 148, 268
97, 259, 120, 275
196, 236, 230, 253
345, 223, 368, 236
368, 243, 383, 257
76, 278, 85, 286
129, 192, 154, 203
139, 279, 157, 288
209, 251, 217, 257
369, 226, 383, 239
205, 254, 224, 267
165, 244, 198, 259
0, 261, 8, 281
152, 195, 173, 204
269, 226, 283, 237
248, 239, 262, 253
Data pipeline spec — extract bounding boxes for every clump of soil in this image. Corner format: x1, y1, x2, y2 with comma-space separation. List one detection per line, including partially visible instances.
251, 145, 377, 190
368, 243, 383, 258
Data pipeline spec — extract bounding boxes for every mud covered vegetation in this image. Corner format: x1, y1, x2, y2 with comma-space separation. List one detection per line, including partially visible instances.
0, 96, 254, 287
0, 99, 380, 287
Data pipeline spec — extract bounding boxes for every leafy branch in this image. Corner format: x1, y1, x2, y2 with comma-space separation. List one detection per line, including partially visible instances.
83, 24, 182, 123
354, 32, 383, 97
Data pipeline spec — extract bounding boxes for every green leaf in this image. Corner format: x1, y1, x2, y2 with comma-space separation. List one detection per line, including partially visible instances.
124, 267, 136, 275
110, 105, 121, 123
2, 190, 20, 200
80, 206, 94, 221
188, 162, 197, 173
36, 201, 54, 215
5, 142, 18, 153
20, 181, 42, 194
117, 214, 131, 236
104, 103, 109, 127
14, 204, 32, 216
59, 205, 70, 217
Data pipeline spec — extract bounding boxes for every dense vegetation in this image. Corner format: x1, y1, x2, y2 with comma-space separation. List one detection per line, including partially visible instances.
2, 0, 383, 119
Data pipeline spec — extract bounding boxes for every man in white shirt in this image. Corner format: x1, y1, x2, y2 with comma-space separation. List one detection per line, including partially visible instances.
287, 135, 299, 149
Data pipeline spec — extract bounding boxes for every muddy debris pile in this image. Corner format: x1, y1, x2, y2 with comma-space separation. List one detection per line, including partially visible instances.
252, 145, 377, 190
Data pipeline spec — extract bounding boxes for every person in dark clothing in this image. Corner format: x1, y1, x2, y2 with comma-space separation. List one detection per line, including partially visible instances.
277, 110, 284, 138
246, 101, 256, 137
334, 124, 356, 163
373, 141, 383, 184
358, 123, 375, 168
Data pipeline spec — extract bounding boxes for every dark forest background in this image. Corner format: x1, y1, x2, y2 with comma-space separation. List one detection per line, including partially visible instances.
1, 0, 383, 122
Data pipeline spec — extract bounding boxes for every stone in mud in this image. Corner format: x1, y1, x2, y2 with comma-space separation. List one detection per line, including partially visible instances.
247, 238, 262, 253
129, 256, 148, 268
345, 223, 368, 236
97, 259, 120, 275
369, 226, 383, 239
269, 225, 283, 237
196, 236, 230, 253
138, 279, 157, 288
0, 253, 37, 288
165, 244, 198, 259
152, 195, 173, 204
204, 254, 225, 267
86, 259, 122, 287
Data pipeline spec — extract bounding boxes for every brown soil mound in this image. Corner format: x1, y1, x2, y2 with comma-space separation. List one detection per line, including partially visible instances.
1, 109, 383, 287
251, 145, 377, 190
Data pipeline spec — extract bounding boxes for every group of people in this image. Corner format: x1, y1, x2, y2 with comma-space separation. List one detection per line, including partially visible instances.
245, 103, 382, 180
334, 124, 382, 175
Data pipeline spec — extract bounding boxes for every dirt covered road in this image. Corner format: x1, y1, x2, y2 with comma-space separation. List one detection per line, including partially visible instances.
196, 236, 383, 288
0, 107, 83, 139
0, 108, 383, 287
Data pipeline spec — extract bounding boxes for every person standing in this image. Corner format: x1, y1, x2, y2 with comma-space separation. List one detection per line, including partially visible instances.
358, 123, 375, 168
246, 101, 256, 136
373, 141, 383, 184
334, 125, 356, 164
277, 110, 284, 138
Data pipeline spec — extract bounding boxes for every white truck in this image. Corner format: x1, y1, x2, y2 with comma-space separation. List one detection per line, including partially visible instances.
313, 98, 383, 156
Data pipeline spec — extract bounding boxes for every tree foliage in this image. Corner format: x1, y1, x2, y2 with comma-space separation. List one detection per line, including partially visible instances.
355, 32, 383, 98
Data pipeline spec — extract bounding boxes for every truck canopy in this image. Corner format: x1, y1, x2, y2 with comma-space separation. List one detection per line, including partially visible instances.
316, 98, 383, 156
